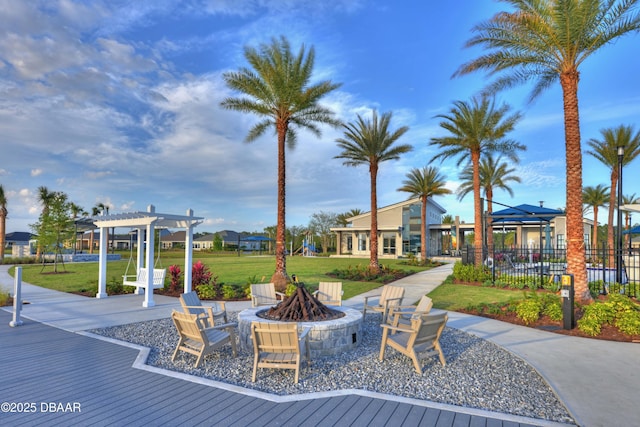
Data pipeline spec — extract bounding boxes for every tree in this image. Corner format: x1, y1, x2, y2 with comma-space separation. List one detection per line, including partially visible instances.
582, 184, 610, 253
0, 185, 7, 261
69, 202, 86, 253
429, 96, 523, 266
30, 191, 74, 273
308, 211, 339, 253
397, 166, 451, 260
287, 224, 305, 254
35, 186, 56, 259
453, 0, 640, 304
336, 209, 363, 227
456, 155, 521, 248
212, 233, 223, 251
586, 125, 640, 256
221, 36, 341, 288
335, 110, 412, 273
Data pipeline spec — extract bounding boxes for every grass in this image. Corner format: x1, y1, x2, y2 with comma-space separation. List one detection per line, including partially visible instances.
427, 277, 523, 311
11, 251, 431, 299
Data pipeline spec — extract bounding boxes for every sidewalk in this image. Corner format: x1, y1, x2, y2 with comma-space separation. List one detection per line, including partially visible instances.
3, 262, 640, 426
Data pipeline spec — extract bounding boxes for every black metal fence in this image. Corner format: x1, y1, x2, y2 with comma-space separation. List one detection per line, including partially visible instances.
460, 244, 640, 297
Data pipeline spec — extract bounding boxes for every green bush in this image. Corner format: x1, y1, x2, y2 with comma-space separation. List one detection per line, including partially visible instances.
543, 300, 563, 321
222, 283, 243, 300
615, 311, 640, 335
0, 287, 11, 306
515, 299, 542, 325
577, 301, 616, 336
196, 284, 217, 299
452, 262, 491, 283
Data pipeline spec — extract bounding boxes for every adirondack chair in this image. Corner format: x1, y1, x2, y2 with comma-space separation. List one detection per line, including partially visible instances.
388, 295, 433, 330
171, 310, 237, 368
251, 321, 311, 384
250, 283, 286, 307
379, 311, 448, 374
312, 282, 343, 306
362, 284, 405, 323
179, 291, 227, 328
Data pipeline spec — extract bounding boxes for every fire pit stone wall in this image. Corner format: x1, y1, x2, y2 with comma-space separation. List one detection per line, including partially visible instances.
237, 306, 363, 358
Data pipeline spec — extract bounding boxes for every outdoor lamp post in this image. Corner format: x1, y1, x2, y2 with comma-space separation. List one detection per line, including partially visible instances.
617, 146, 624, 284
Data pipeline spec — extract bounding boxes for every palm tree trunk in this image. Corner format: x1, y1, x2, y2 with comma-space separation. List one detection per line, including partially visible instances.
421, 195, 427, 260
369, 162, 380, 272
560, 70, 591, 304
472, 150, 483, 266
270, 120, 289, 289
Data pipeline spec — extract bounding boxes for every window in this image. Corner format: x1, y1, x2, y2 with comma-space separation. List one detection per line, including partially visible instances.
382, 233, 396, 255
557, 234, 565, 249
358, 233, 367, 251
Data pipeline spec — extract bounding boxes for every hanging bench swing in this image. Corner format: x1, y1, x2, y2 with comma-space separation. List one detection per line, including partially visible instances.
122, 231, 167, 293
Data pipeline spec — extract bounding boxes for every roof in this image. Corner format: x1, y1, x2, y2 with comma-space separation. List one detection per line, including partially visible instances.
491, 204, 563, 223
91, 206, 203, 229
5, 232, 34, 242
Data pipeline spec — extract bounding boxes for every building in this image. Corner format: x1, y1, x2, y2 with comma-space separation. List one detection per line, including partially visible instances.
331, 197, 447, 259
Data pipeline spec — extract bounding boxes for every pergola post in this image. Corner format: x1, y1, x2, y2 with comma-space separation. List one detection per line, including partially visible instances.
96, 226, 108, 298
134, 227, 144, 295
143, 220, 156, 308
184, 209, 194, 293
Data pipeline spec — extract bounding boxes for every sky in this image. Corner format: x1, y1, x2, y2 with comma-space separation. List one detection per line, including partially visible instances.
2, 0, 640, 235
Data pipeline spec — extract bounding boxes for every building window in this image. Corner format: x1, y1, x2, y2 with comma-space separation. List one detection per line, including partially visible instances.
557, 234, 565, 249
358, 233, 367, 251
382, 233, 396, 255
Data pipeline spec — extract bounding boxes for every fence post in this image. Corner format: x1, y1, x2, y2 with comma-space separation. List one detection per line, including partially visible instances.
9, 266, 23, 327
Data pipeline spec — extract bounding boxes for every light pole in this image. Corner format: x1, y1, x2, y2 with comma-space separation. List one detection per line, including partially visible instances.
616, 146, 624, 284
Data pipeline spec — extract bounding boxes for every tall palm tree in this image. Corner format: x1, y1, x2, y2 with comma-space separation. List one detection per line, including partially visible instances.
221, 36, 341, 288
454, 0, 640, 303
430, 96, 523, 266
335, 110, 412, 273
397, 166, 451, 260
69, 202, 86, 253
0, 185, 7, 261
586, 125, 640, 257
582, 184, 610, 254
457, 155, 521, 248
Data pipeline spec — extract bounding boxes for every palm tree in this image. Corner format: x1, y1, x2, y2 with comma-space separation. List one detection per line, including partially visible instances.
0, 185, 7, 261
335, 110, 412, 273
336, 208, 364, 227
455, 0, 640, 303
454, 0, 640, 303
586, 125, 640, 257
457, 155, 521, 248
397, 166, 451, 260
582, 184, 610, 254
429, 96, 523, 266
221, 36, 341, 288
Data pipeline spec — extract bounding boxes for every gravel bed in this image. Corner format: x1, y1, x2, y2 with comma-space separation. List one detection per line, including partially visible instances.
90, 312, 575, 424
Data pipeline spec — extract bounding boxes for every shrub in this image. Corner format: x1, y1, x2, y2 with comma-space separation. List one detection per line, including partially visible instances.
222, 283, 243, 300
577, 301, 616, 336
192, 261, 220, 297
168, 264, 183, 293
515, 299, 542, 325
615, 311, 640, 336
452, 261, 490, 283
543, 300, 563, 321
196, 284, 216, 300
0, 287, 11, 306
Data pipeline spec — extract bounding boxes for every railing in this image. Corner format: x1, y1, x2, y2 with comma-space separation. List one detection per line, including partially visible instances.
460, 244, 640, 297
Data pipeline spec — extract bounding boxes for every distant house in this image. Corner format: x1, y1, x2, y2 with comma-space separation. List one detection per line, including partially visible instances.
193, 233, 214, 251
5, 232, 35, 248
195, 230, 270, 251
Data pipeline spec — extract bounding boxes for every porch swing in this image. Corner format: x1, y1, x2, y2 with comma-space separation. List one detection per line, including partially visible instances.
122, 229, 167, 292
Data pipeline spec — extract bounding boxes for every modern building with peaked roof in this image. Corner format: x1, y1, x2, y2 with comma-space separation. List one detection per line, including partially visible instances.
331, 197, 447, 259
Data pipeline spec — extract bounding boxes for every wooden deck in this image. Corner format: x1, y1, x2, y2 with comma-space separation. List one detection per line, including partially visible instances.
0, 310, 554, 426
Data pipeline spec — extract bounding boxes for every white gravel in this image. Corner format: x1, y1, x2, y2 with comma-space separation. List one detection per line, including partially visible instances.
91, 312, 575, 425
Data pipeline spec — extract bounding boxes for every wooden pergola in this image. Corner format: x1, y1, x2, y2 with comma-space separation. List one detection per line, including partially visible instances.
92, 205, 203, 307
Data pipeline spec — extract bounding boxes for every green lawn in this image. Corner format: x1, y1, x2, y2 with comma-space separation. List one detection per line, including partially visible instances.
11, 252, 431, 300
428, 282, 525, 311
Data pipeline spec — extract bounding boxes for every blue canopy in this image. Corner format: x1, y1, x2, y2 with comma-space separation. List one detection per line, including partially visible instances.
623, 225, 640, 235
491, 204, 563, 223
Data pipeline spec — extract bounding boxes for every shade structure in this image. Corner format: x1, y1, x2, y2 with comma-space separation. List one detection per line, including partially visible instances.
93, 205, 203, 307
623, 225, 640, 235
491, 204, 563, 224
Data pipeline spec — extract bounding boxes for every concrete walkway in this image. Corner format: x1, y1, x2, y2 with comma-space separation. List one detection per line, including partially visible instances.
2, 262, 640, 426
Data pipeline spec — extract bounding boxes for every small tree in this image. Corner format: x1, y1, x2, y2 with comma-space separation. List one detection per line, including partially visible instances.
30, 191, 74, 273
308, 211, 339, 253
212, 233, 223, 251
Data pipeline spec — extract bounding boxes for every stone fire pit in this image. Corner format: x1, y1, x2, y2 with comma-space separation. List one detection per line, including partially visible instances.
237, 306, 363, 357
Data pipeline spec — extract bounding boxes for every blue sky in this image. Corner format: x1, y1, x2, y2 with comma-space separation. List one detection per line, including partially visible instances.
2, 0, 640, 234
